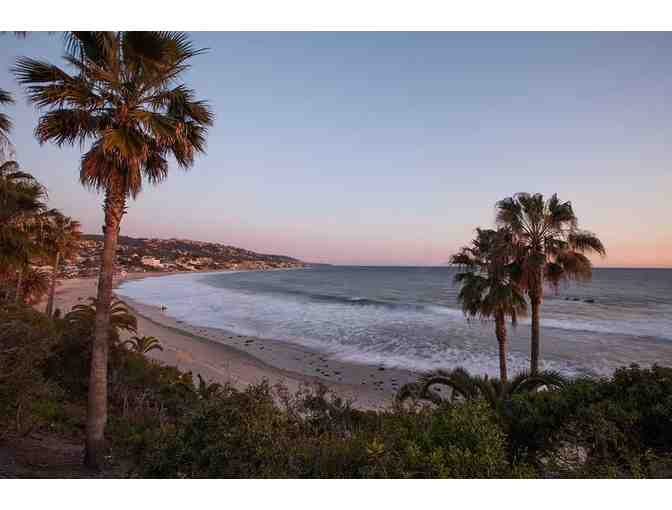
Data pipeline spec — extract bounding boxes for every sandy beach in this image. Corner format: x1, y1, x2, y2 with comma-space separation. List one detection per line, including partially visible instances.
47, 273, 420, 410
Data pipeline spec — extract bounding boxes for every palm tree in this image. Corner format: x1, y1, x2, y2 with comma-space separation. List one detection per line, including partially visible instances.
14, 31, 213, 469
65, 296, 138, 344
0, 161, 47, 302
397, 366, 566, 413
17, 266, 50, 305
122, 335, 163, 355
42, 210, 82, 316
496, 193, 606, 374
450, 228, 527, 382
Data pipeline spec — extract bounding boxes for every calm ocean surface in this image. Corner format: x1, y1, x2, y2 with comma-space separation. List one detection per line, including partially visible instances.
117, 266, 672, 377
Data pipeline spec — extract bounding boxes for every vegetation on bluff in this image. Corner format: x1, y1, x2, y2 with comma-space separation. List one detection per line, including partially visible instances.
2, 303, 671, 478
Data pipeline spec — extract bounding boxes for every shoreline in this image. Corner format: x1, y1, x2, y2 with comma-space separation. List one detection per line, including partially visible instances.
50, 271, 419, 410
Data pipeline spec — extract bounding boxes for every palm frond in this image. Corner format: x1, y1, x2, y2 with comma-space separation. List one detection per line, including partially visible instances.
0, 87, 14, 146
568, 230, 606, 256
123, 335, 163, 354
34, 109, 103, 146
554, 251, 593, 281
0, 88, 13, 105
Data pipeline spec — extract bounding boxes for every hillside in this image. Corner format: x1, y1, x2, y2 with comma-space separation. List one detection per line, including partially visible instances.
63, 235, 306, 278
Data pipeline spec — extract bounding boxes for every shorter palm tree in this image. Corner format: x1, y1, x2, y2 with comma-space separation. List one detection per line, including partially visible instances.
397, 366, 566, 413
0, 161, 48, 303
451, 228, 527, 382
65, 297, 137, 344
16, 266, 50, 305
122, 335, 163, 355
42, 210, 81, 316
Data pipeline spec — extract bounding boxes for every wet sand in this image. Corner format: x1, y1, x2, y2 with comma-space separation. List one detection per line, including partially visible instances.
48, 274, 421, 410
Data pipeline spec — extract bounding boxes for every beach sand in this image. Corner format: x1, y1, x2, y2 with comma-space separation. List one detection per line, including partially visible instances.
47, 273, 421, 410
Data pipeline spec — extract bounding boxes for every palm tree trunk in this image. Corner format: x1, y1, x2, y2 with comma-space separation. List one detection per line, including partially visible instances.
495, 311, 508, 383
14, 267, 23, 304
84, 189, 125, 471
530, 294, 541, 375
46, 251, 60, 317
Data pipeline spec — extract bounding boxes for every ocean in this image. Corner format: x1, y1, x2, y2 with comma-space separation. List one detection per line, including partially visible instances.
116, 266, 672, 377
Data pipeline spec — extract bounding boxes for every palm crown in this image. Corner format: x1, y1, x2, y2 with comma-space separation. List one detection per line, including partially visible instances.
496, 193, 606, 292
122, 335, 163, 355
13, 31, 214, 200
451, 228, 527, 323
397, 366, 566, 413
0, 160, 47, 273
65, 296, 138, 343
41, 210, 82, 261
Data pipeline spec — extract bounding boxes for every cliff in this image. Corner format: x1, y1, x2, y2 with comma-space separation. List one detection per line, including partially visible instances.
63, 235, 306, 277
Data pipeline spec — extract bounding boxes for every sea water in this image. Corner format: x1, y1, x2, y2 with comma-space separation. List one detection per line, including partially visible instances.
117, 266, 672, 377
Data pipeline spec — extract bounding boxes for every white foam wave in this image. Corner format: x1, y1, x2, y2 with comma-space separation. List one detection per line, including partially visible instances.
117, 271, 672, 378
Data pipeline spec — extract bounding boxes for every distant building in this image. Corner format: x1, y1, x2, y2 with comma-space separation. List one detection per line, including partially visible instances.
141, 256, 163, 268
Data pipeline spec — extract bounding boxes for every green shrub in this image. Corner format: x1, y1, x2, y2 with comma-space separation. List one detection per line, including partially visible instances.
506, 365, 672, 476
128, 386, 511, 478
0, 304, 60, 436
4, 304, 672, 478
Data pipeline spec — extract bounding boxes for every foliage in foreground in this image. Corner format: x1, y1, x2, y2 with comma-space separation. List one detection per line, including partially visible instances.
2, 303, 672, 478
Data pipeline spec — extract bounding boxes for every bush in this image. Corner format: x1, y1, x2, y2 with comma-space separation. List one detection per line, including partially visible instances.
0, 304, 60, 436
4, 304, 672, 478
127, 385, 511, 478
506, 365, 672, 476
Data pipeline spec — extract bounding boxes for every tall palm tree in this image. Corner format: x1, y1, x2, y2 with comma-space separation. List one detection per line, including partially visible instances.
14, 31, 213, 469
450, 228, 527, 382
496, 193, 606, 374
42, 210, 82, 316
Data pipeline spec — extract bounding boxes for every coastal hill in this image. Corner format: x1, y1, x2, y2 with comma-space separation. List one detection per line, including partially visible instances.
64, 235, 306, 278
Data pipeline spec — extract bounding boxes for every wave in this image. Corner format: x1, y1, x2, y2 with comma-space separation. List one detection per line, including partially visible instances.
121, 271, 672, 342
117, 270, 672, 377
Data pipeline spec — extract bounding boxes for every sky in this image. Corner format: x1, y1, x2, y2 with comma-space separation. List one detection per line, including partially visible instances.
1, 32, 671, 267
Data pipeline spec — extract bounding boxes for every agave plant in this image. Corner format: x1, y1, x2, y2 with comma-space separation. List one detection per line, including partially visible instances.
65, 296, 137, 343
397, 367, 566, 413
122, 335, 163, 355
